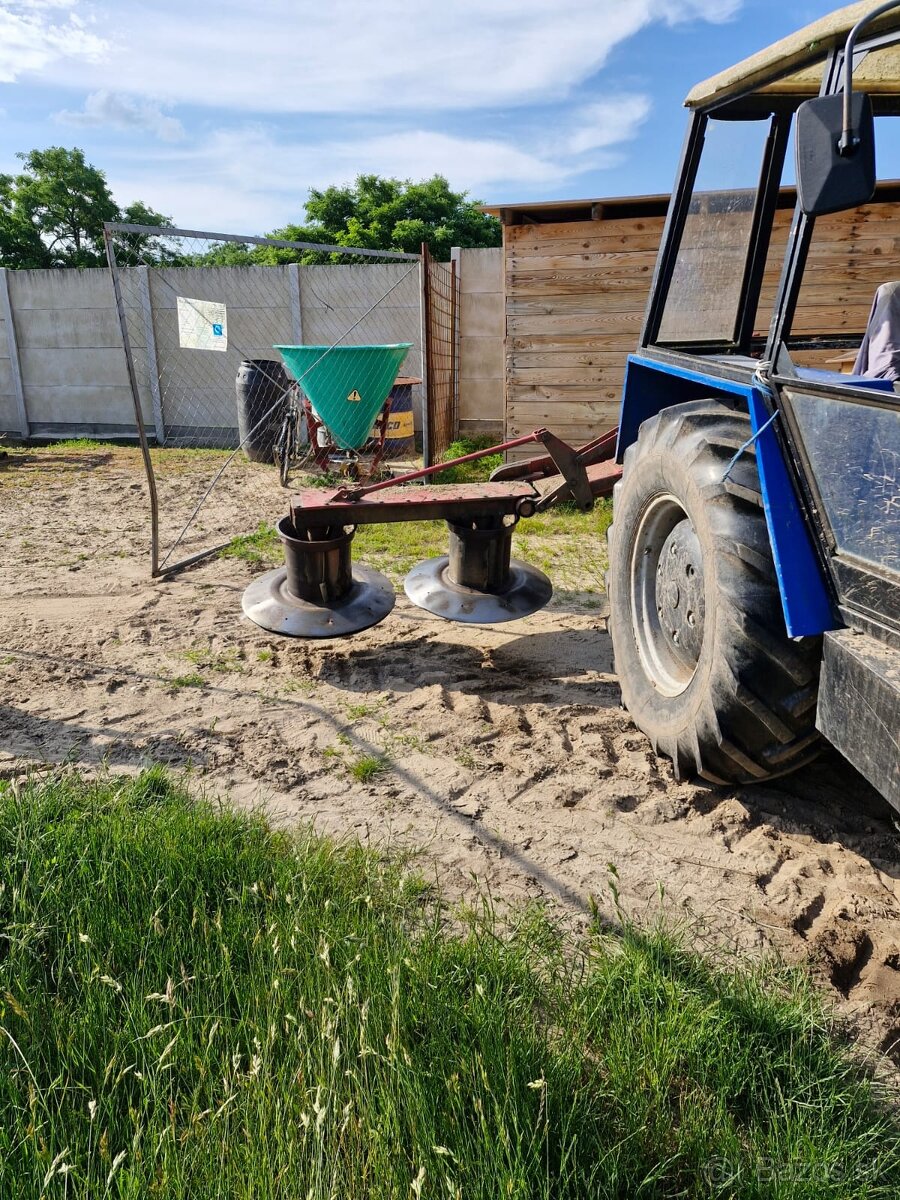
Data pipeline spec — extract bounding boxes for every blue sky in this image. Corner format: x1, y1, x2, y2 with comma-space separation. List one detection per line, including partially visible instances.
0, 1, 841, 234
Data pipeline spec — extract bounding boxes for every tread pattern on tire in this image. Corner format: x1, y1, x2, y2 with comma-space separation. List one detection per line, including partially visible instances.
607, 399, 822, 785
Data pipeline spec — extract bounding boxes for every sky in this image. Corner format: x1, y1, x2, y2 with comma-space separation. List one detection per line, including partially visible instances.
0, 0, 845, 235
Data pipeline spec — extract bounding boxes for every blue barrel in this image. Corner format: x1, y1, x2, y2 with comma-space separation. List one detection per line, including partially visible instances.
381, 376, 419, 458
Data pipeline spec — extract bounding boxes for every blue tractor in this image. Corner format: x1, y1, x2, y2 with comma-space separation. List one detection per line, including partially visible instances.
607, 2, 899, 807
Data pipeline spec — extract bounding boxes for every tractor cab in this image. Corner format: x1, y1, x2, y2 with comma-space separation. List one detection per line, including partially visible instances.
611, 3, 900, 806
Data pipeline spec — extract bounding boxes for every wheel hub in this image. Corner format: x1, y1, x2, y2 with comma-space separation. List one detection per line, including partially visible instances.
656, 519, 705, 672
629, 494, 705, 696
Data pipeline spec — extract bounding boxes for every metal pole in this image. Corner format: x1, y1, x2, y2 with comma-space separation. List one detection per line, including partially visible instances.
104, 226, 162, 577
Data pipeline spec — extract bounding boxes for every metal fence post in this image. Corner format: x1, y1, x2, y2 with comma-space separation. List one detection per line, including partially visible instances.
0, 267, 28, 439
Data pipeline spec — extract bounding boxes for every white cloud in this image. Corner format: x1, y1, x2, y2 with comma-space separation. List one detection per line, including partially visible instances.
39, 0, 739, 114
105, 100, 654, 234
55, 90, 185, 141
0, 1, 107, 83
566, 96, 652, 155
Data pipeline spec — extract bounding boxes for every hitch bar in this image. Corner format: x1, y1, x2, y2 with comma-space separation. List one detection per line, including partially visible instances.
288, 427, 622, 532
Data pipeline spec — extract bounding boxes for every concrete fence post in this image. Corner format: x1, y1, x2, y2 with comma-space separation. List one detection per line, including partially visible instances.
0, 267, 28, 438
288, 263, 303, 343
137, 265, 165, 445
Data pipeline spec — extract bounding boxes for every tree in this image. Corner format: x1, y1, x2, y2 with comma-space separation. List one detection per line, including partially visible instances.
0, 147, 171, 269
278, 174, 501, 261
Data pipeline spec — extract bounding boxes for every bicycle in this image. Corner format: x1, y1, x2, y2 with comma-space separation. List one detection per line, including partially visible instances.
273, 384, 306, 488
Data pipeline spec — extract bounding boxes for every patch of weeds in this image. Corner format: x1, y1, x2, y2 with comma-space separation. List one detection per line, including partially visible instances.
220, 522, 280, 565
349, 754, 390, 783
256, 649, 274, 663
455, 747, 477, 770
0, 655, 16, 665
168, 672, 205, 690
355, 520, 445, 582
345, 701, 382, 721
183, 646, 244, 674
45, 437, 110, 450
283, 678, 316, 697
299, 470, 344, 490
390, 732, 426, 754
432, 436, 503, 484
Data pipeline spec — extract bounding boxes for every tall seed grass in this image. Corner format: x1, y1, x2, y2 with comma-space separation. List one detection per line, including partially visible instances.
1, 769, 899, 1198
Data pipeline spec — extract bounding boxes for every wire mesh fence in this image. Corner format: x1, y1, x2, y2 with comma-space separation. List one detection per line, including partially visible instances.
422, 246, 459, 465
105, 224, 422, 575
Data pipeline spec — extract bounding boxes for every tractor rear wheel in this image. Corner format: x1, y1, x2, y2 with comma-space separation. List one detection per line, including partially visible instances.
606, 399, 822, 785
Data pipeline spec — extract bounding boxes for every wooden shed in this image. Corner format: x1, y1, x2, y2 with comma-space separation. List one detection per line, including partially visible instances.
483, 183, 900, 454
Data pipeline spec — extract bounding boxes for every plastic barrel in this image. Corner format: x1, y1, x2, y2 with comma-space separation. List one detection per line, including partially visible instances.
381, 377, 418, 458
235, 359, 290, 462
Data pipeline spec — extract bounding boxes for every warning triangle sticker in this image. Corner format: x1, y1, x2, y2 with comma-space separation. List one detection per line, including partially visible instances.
347, 389, 362, 403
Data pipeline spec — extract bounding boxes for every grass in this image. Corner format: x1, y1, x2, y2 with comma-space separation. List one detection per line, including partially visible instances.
182, 645, 244, 674
348, 753, 391, 783
431, 436, 504, 484
220, 522, 281, 565
1, 769, 900, 1199
167, 672, 205, 690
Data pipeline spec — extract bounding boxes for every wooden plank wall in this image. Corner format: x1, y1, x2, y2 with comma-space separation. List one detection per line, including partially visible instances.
503, 201, 900, 450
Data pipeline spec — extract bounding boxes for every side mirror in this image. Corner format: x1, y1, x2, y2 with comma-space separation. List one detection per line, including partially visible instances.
795, 92, 876, 216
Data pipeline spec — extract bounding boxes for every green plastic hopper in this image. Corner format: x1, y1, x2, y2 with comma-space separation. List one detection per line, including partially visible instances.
274, 343, 412, 450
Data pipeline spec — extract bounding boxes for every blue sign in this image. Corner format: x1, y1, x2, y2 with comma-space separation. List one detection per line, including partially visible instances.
212, 323, 223, 337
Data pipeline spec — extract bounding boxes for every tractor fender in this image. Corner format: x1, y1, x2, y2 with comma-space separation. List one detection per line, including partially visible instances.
616, 354, 835, 637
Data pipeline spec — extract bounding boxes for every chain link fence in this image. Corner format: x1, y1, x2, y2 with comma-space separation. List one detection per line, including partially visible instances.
105, 224, 422, 575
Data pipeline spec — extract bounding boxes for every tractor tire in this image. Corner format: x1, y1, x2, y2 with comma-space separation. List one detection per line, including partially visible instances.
606, 398, 822, 785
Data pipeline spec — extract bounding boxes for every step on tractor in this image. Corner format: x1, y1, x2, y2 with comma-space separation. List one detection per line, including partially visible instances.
245, 2, 899, 809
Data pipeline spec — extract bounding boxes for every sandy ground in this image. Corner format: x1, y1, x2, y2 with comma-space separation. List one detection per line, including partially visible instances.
3, 444, 900, 1061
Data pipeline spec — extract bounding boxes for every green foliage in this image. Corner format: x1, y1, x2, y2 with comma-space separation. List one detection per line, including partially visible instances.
0, 147, 170, 268
432, 435, 503, 483
196, 175, 501, 266
219, 522, 281, 565
1, 769, 899, 1198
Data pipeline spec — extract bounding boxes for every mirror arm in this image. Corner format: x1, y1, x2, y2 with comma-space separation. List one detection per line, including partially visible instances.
840, 0, 900, 154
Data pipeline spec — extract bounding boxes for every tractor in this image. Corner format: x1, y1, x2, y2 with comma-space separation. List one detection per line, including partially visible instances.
245, 2, 898, 810
606, 0, 899, 807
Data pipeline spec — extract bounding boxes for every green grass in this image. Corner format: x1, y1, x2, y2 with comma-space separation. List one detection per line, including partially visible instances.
220, 522, 281, 565
167, 672, 205, 690
1, 769, 899, 1198
182, 645, 244, 674
43, 437, 112, 450
348, 753, 390, 782
431, 436, 504, 484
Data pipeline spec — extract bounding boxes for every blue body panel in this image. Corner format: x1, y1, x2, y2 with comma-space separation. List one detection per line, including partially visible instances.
619, 354, 835, 638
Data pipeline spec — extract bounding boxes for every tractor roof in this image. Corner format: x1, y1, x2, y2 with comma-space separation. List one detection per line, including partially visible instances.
686, 2, 900, 111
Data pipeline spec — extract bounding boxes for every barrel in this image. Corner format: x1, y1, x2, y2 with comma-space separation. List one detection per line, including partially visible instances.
380, 376, 419, 459
235, 359, 291, 462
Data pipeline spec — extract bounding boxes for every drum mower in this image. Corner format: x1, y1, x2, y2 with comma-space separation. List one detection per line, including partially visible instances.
241, 425, 621, 638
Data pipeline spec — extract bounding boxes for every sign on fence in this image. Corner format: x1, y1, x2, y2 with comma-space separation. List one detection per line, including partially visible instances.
177, 296, 228, 352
